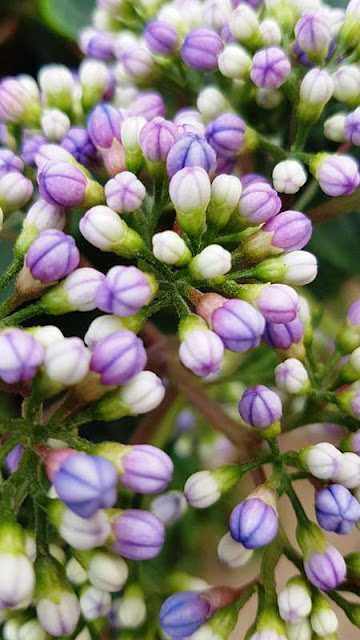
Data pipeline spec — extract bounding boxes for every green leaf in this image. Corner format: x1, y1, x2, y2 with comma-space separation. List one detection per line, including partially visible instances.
40, 0, 94, 39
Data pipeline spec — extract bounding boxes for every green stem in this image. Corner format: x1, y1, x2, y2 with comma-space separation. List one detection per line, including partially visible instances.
284, 478, 309, 527
257, 135, 289, 161
0, 301, 45, 326
260, 536, 283, 607
226, 268, 257, 280
0, 255, 23, 291
294, 178, 319, 212
306, 186, 360, 223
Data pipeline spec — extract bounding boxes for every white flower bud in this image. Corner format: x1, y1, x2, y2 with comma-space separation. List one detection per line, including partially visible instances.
123, 47, 154, 79
30, 326, 64, 349
18, 620, 46, 640
260, 18, 282, 46
38, 65, 74, 111
84, 315, 130, 350
41, 108, 70, 141
184, 470, 220, 508
158, 3, 182, 28
88, 552, 128, 592
311, 608, 338, 637
303, 442, 343, 480
3, 619, 22, 640
197, 87, 227, 120
169, 167, 211, 235
324, 113, 346, 142
0, 554, 35, 609
256, 88, 282, 109
350, 345, 360, 372
111, 589, 146, 628
62, 268, 104, 312
74, 629, 91, 640
152, 230, 192, 266
217, 532, 253, 567
24, 199, 65, 233
18, 73, 40, 99
25, 534, 37, 562
49, 544, 66, 566
119, 370, 166, 414
121, 116, 146, 151
35, 143, 73, 170
150, 491, 187, 525
79, 60, 110, 108
229, 4, 260, 45
202, 0, 232, 30
66, 557, 87, 585
333, 65, 360, 104
272, 160, 307, 194
211, 174, 242, 208
282, 251, 318, 286
174, 108, 204, 134
286, 619, 312, 640
37, 592, 80, 637
80, 586, 111, 620
44, 337, 91, 385
218, 44, 252, 80
333, 451, 360, 488
60, 509, 110, 550
0, 172, 33, 212
300, 68, 334, 105
275, 359, 310, 395
277, 578, 312, 624
80, 205, 127, 251
189, 244, 232, 279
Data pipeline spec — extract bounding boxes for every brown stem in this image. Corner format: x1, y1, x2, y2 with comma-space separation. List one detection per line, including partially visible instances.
306, 187, 360, 223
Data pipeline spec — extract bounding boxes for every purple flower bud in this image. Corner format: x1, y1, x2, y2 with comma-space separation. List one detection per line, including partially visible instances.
347, 300, 360, 325
315, 154, 360, 197
230, 497, 279, 548
205, 113, 246, 157
263, 210, 312, 252
239, 384, 282, 428
38, 161, 88, 207
61, 127, 98, 167
5, 444, 23, 474
211, 299, 265, 352
181, 28, 224, 71
54, 453, 117, 518
304, 545, 347, 590
263, 316, 304, 350
256, 284, 299, 324
179, 329, 224, 377
241, 174, 270, 188
81, 29, 114, 61
95, 265, 152, 316
120, 445, 174, 493
140, 117, 178, 163
87, 103, 123, 149
21, 134, 47, 166
105, 171, 146, 213
111, 509, 164, 560
144, 20, 179, 54
130, 91, 166, 121
90, 329, 147, 385
0, 329, 44, 383
0, 148, 23, 177
344, 107, 360, 146
166, 132, 216, 177
315, 484, 360, 534
176, 409, 195, 432
160, 592, 211, 638
295, 12, 331, 57
35, 143, 73, 170
121, 47, 154, 80
25, 229, 80, 283
250, 47, 291, 90
238, 182, 281, 224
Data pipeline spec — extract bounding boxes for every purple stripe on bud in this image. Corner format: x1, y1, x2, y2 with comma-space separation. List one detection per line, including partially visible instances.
211, 299, 265, 352
304, 545, 346, 590
316, 154, 360, 197
0, 149, 23, 177
230, 497, 279, 548
160, 591, 211, 638
251, 47, 291, 90
90, 329, 147, 385
263, 316, 304, 350
238, 182, 281, 224
206, 113, 246, 157
87, 103, 123, 149
111, 509, 164, 560
25, 229, 80, 283
38, 161, 88, 207
256, 284, 300, 324
179, 329, 224, 377
95, 265, 151, 316
0, 330, 44, 383
61, 127, 98, 167
166, 132, 216, 177
130, 91, 166, 121
121, 445, 174, 493
144, 20, 179, 55
316, 484, 360, 534
105, 172, 146, 213
140, 117, 178, 163
181, 28, 224, 71
263, 210, 312, 252
345, 107, 360, 146
239, 384, 282, 428
21, 134, 47, 167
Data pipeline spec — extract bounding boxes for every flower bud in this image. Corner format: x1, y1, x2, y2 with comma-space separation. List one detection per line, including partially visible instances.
39, 160, 104, 208
94, 370, 165, 419
18, 619, 46, 640
297, 523, 346, 591
260, 18, 282, 46
150, 491, 187, 525
212, 299, 265, 352
54, 453, 117, 518
0, 522, 35, 609
79, 60, 111, 109
202, 0, 232, 30
185, 465, 241, 508
217, 532, 253, 567
38, 64, 75, 112
41, 267, 104, 314
80, 585, 111, 620
179, 316, 224, 377
105, 172, 146, 215
110, 585, 147, 628
0, 171, 33, 213
111, 509, 165, 560
80, 28, 114, 61
167, 132, 216, 178
239, 385, 282, 428
44, 337, 91, 385
242, 283, 299, 324
174, 107, 205, 134
345, 107, 360, 146
35, 557, 80, 637
286, 619, 312, 640
181, 28, 223, 71
66, 557, 87, 585
206, 112, 246, 158
197, 87, 229, 120
34, 142, 73, 170
0, 330, 44, 384
275, 359, 310, 394
295, 12, 331, 63
256, 251, 317, 286
207, 174, 242, 228
324, 113, 346, 143
169, 166, 211, 236
333, 65, 360, 106
332, 451, 360, 488
160, 591, 212, 638
272, 160, 307, 194
237, 182, 281, 225
229, 4, 262, 48
140, 116, 178, 166
41, 108, 70, 141
310, 592, 338, 637
121, 46, 155, 80
278, 577, 312, 624
144, 19, 179, 54
25, 230, 80, 283
16, 199, 65, 256
300, 442, 343, 480
120, 115, 146, 172
243, 210, 312, 260
61, 127, 98, 167
230, 487, 279, 548
88, 551, 128, 592
5, 444, 23, 474
84, 314, 143, 350
50, 502, 110, 550
218, 44, 252, 80
152, 230, 192, 265
311, 153, 360, 197
95, 265, 154, 317
189, 244, 232, 279
251, 47, 291, 90
299, 68, 333, 122
315, 483, 360, 534
0, 77, 40, 126
90, 329, 146, 385
87, 103, 123, 150
0, 148, 23, 177
79, 205, 144, 257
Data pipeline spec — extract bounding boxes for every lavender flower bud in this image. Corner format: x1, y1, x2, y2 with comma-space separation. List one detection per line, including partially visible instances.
229, 4, 262, 48
80, 585, 111, 620
238, 182, 281, 224
277, 577, 312, 624
251, 47, 291, 90
217, 532, 253, 567
179, 317, 224, 376
0, 522, 35, 609
230, 487, 279, 548
0, 77, 40, 125
218, 44, 252, 80
130, 90, 166, 120
0, 330, 44, 383
152, 230, 192, 265
0, 171, 33, 213
44, 337, 91, 385
17, 199, 65, 255
87, 551, 128, 592
150, 491, 187, 525
111, 509, 165, 560
94, 370, 165, 419
144, 19, 179, 54
299, 68, 333, 122
90, 329, 147, 385
25, 230, 80, 283
39, 160, 104, 208
104, 172, 146, 215
344, 107, 360, 147
189, 244, 232, 279
95, 265, 154, 316
61, 127, 98, 167
167, 132, 216, 177
255, 251, 317, 286
21, 133, 46, 166
264, 316, 304, 350
79, 205, 144, 256
333, 451, 360, 488
160, 591, 212, 638
38, 64, 75, 112
140, 117, 178, 165
87, 103, 123, 149
254, 284, 300, 324
121, 46, 155, 80
5, 444, 23, 474
54, 453, 117, 518
205, 113, 246, 157
80, 28, 114, 61
294, 12, 331, 63
260, 18, 282, 46
272, 160, 307, 194
181, 28, 223, 71
261, 210, 313, 254
315, 484, 360, 534
239, 384, 282, 428
300, 442, 343, 480
212, 299, 265, 352
303, 544, 346, 591
333, 65, 360, 105
41, 108, 70, 141
118, 444, 173, 494
84, 314, 141, 350
169, 166, 211, 236
34, 142, 73, 170
0, 148, 23, 177
174, 108, 204, 134
312, 153, 360, 197
324, 113, 346, 142
197, 87, 229, 120
275, 359, 310, 394
49, 502, 110, 550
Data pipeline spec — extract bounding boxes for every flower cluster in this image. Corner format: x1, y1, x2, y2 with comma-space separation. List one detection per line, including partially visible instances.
1, 0, 360, 637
